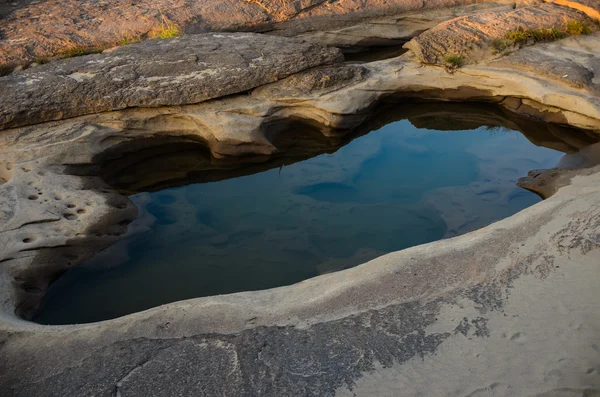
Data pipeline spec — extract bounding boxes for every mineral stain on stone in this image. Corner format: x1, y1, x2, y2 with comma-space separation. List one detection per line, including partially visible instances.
33, 119, 562, 325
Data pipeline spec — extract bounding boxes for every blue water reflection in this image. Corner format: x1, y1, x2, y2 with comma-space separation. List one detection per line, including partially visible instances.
35, 120, 562, 324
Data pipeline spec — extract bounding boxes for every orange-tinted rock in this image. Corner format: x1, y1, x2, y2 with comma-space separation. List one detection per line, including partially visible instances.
0, 0, 514, 64
404, 3, 594, 65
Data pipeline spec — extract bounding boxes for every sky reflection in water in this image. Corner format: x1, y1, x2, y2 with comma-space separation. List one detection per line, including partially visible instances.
35, 120, 562, 324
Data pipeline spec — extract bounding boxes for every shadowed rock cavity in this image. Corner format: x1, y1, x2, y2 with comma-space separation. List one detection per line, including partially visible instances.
4, 98, 600, 322
79, 100, 599, 194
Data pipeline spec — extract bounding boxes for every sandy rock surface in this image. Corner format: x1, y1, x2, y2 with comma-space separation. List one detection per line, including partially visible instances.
0, 2, 599, 396
404, 2, 595, 64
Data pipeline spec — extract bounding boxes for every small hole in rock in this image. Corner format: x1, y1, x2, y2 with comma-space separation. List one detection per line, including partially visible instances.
22, 238, 34, 243
28, 195, 38, 200
77, 209, 86, 214
63, 213, 78, 221
67, 204, 76, 208
22, 284, 42, 294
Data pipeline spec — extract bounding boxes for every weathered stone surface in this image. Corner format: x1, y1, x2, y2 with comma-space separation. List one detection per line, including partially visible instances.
0, 6, 600, 396
269, 2, 514, 48
489, 33, 600, 90
0, 33, 342, 131
251, 64, 369, 98
404, 3, 595, 64
0, 0, 518, 64
0, 30, 599, 325
1, 160, 599, 396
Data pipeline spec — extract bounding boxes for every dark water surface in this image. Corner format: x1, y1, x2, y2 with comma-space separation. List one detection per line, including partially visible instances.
35, 120, 562, 324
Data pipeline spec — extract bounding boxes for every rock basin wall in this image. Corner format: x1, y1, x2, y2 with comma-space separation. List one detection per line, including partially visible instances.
1, 30, 600, 324
0, 3, 599, 396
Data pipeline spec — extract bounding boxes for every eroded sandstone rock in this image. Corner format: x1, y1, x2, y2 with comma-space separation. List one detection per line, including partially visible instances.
0, 0, 519, 64
488, 32, 600, 90
404, 3, 595, 65
0, 33, 342, 131
269, 2, 515, 48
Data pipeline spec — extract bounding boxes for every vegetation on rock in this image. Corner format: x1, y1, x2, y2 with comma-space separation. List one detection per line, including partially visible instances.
444, 54, 464, 68
148, 18, 181, 40
0, 20, 182, 76
493, 20, 593, 53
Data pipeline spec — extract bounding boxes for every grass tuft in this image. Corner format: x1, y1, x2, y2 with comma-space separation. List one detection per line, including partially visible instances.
444, 54, 464, 68
492, 39, 508, 52
148, 19, 181, 40
565, 20, 592, 35
115, 31, 141, 46
34, 57, 50, 65
57, 45, 106, 58
495, 20, 593, 53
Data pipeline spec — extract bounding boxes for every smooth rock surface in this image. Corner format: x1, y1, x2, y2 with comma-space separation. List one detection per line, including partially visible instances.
488, 33, 600, 90
0, 161, 599, 396
1, 31, 599, 325
0, 33, 342, 131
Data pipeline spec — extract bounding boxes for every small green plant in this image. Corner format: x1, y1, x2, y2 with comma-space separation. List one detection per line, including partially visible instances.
34, 57, 50, 65
505, 29, 530, 45
444, 54, 464, 68
492, 39, 508, 52
565, 20, 592, 35
57, 45, 105, 58
500, 20, 592, 50
531, 27, 567, 41
115, 31, 141, 46
148, 16, 181, 40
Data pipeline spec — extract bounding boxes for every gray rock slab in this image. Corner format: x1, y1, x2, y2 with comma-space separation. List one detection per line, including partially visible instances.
0, 33, 342, 130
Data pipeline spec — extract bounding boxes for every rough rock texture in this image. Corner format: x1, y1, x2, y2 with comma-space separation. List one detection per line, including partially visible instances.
2, 32, 599, 135
489, 34, 600, 91
0, 6, 600, 396
269, 2, 514, 48
0, 33, 342, 131
404, 3, 595, 64
0, 0, 519, 64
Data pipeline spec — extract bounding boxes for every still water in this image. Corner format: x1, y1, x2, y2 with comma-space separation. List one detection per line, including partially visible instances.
35, 120, 562, 324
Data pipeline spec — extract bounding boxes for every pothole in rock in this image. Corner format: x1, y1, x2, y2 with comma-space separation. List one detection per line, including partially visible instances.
33, 102, 596, 325
0, 161, 13, 184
